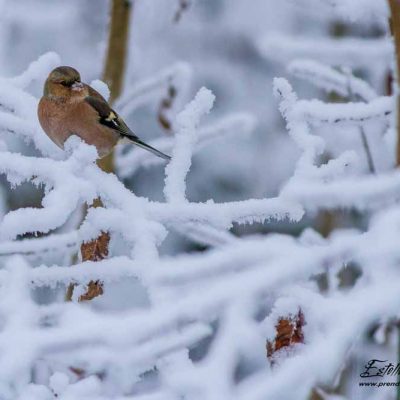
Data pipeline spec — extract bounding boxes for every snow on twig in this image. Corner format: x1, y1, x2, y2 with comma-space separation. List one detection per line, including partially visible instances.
0, 26, 399, 397
0, 231, 78, 257
164, 87, 215, 203
7, 51, 61, 89
288, 59, 377, 101
292, 96, 393, 125
258, 33, 391, 68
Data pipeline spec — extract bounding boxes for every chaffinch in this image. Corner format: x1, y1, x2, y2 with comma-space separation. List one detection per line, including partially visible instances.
38, 66, 171, 160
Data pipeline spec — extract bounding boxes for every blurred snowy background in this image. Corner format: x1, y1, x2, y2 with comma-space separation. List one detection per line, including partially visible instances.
0, 0, 398, 399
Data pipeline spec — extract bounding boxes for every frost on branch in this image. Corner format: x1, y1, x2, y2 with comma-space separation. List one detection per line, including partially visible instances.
0, 52, 306, 397
0, 1, 399, 398
164, 87, 215, 203
258, 34, 391, 69
288, 59, 377, 101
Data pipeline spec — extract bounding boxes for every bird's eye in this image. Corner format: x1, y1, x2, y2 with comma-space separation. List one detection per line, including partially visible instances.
60, 81, 73, 87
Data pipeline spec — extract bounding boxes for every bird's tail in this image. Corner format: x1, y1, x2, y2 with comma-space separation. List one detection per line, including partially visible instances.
124, 135, 171, 161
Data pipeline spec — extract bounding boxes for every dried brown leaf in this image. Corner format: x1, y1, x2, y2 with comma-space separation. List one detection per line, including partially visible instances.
78, 280, 104, 302
266, 309, 305, 362
81, 231, 110, 262
77, 231, 110, 302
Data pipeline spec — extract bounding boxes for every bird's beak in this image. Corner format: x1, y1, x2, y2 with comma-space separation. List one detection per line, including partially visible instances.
72, 82, 84, 91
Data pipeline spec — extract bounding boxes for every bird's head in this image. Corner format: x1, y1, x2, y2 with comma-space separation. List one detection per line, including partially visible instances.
44, 66, 84, 98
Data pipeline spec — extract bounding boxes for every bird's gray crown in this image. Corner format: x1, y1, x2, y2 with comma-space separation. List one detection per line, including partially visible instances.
49, 66, 81, 83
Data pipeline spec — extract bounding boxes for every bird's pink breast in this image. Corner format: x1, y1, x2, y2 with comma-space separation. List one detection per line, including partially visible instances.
38, 95, 119, 158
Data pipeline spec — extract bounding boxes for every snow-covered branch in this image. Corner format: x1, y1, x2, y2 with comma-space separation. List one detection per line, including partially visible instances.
258, 33, 391, 68
0, 2, 398, 397
288, 59, 377, 101
164, 87, 215, 203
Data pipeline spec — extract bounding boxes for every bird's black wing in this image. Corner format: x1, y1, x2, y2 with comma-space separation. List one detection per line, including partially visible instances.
85, 96, 133, 137
85, 96, 171, 161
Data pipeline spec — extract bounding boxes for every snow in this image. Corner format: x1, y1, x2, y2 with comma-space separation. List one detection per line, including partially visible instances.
89, 80, 110, 101
258, 34, 391, 69
0, 1, 398, 399
8, 52, 61, 89
288, 59, 377, 101
164, 87, 215, 203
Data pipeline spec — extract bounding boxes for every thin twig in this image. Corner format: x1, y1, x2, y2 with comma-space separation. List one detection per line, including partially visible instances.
344, 68, 376, 174
359, 129, 375, 174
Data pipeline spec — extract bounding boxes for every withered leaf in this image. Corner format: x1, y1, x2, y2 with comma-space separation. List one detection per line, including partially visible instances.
81, 231, 110, 262
266, 309, 305, 363
78, 280, 104, 302
76, 231, 110, 302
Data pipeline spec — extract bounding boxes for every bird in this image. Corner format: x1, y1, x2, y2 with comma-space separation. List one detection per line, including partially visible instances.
38, 66, 171, 160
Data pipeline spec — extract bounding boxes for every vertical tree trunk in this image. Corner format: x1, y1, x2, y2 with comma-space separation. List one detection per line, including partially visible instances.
389, 0, 400, 165
103, 0, 132, 104
388, 4, 400, 399
99, 0, 133, 174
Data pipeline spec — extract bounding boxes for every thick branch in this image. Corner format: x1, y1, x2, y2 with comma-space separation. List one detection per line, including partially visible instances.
102, 0, 132, 105
388, 3, 400, 398
389, 0, 400, 165
99, 0, 133, 174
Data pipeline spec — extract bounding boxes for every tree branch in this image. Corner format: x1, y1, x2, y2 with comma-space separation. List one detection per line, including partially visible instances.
388, 3, 400, 398
389, 0, 400, 165
102, 0, 132, 105
99, 0, 133, 173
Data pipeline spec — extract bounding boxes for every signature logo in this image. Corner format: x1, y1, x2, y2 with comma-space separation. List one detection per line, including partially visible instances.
360, 359, 400, 378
